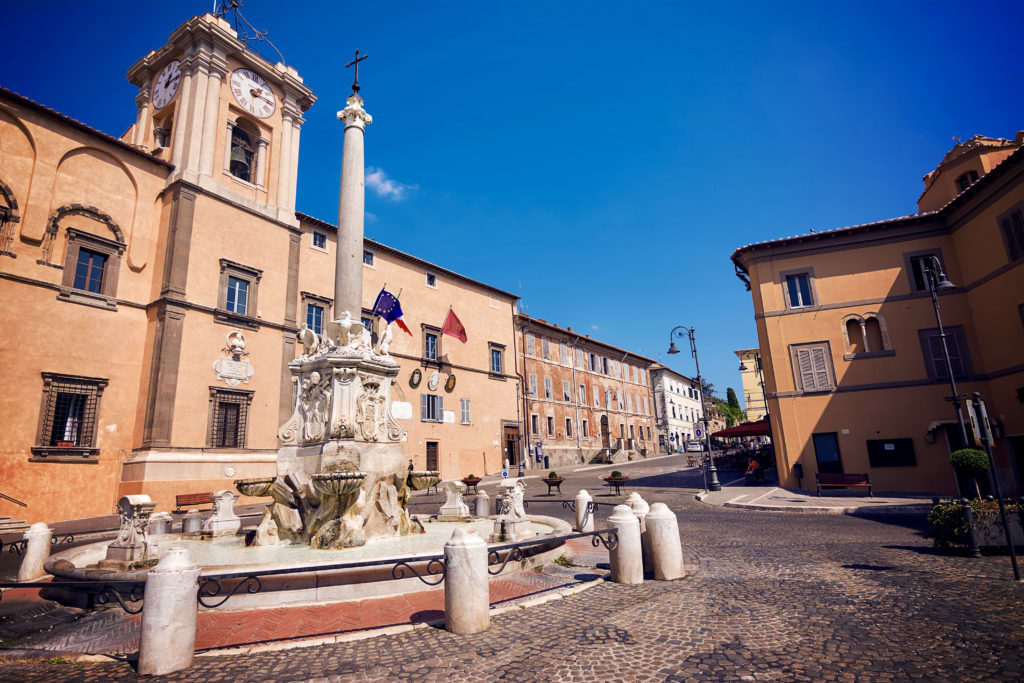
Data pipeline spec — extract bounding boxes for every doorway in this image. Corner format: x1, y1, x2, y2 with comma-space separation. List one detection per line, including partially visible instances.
503, 426, 520, 466
426, 441, 439, 471
812, 433, 844, 474
600, 415, 610, 449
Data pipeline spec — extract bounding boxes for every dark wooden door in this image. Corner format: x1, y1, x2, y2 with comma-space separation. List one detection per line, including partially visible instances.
600, 415, 610, 449
503, 426, 520, 465
812, 433, 843, 474
426, 441, 439, 471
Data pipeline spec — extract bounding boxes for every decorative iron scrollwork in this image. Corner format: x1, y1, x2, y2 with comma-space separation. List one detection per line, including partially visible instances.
95, 584, 145, 614
197, 575, 262, 608
487, 547, 526, 575
591, 529, 619, 551
391, 557, 446, 585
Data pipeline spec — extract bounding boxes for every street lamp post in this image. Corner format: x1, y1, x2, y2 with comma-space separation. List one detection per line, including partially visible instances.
668, 325, 721, 492
921, 257, 969, 458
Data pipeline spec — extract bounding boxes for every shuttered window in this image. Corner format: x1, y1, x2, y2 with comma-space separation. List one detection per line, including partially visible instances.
525, 334, 535, 356
542, 338, 550, 360
790, 342, 835, 392
528, 374, 537, 396
999, 205, 1024, 261
544, 377, 552, 399
562, 380, 571, 402
460, 398, 471, 425
919, 327, 969, 381
420, 394, 443, 422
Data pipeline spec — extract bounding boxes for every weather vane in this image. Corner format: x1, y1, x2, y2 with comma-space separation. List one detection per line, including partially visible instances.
346, 49, 369, 93
214, 0, 285, 64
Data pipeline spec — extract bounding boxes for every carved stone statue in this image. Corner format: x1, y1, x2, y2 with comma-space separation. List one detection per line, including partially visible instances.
298, 323, 320, 356
439, 480, 471, 521
490, 479, 534, 542
376, 322, 393, 356
102, 495, 157, 568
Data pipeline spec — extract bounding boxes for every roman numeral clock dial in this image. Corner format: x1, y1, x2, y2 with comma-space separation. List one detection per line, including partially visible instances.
230, 68, 276, 119
151, 60, 181, 109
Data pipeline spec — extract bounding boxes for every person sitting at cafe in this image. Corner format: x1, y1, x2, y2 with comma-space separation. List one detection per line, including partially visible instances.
745, 457, 764, 484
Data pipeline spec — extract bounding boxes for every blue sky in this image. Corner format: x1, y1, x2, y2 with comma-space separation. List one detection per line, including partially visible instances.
5, 1, 1023, 407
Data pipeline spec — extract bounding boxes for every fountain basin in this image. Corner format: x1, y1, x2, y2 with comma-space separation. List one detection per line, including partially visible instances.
43, 515, 571, 610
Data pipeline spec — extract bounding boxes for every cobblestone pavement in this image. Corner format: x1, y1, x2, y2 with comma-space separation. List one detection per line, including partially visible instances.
2, 456, 1023, 681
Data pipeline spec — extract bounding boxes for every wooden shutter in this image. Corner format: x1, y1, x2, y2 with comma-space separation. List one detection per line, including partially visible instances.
420, 394, 428, 421
810, 347, 831, 389
438, 395, 443, 419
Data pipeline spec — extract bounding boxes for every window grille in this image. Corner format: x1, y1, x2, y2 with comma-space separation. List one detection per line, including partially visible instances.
209, 389, 252, 448
40, 375, 102, 448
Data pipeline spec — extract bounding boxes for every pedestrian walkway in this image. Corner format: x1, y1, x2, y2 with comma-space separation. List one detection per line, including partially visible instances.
697, 481, 936, 515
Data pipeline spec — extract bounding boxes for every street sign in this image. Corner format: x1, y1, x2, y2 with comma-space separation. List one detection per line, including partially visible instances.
695, 428, 702, 438
502, 469, 508, 478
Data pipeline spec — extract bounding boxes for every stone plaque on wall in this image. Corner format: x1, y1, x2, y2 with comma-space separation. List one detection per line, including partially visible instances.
213, 330, 254, 387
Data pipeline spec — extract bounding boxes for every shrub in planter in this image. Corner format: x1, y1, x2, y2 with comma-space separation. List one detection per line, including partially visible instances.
547, 471, 559, 479
950, 448, 990, 499
610, 470, 624, 479
926, 498, 1022, 551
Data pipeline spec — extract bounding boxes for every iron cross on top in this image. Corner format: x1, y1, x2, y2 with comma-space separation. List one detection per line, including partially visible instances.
346, 49, 368, 93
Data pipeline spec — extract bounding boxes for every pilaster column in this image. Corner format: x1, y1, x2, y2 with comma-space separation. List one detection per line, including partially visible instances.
199, 60, 227, 176
169, 64, 195, 170
182, 60, 210, 177
255, 137, 269, 188
222, 119, 236, 174
334, 92, 372, 320
286, 115, 304, 208
134, 85, 151, 147
276, 100, 298, 210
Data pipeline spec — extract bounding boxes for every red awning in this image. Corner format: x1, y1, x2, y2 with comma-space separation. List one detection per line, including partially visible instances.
712, 420, 771, 438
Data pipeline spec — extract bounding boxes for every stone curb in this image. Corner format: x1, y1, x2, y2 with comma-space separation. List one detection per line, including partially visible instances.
719, 501, 933, 516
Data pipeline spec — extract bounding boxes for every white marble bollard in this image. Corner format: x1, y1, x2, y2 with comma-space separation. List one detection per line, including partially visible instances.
17, 522, 52, 582
138, 547, 201, 676
646, 503, 684, 580
575, 489, 594, 532
444, 525, 490, 634
182, 510, 202, 534
608, 504, 643, 585
475, 490, 490, 517
627, 492, 652, 573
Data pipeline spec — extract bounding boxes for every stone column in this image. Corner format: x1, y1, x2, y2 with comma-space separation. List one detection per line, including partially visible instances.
133, 86, 151, 147
138, 547, 201, 677
287, 115, 304, 207
276, 107, 294, 209
575, 489, 594, 532
645, 503, 684, 580
199, 62, 226, 176
182, 62, 209, 177
334, 92, 373, 321
475, 490, 490, 517
608, 504, 643, 585
169, 63, 195, 170
444, 526, 489, 634
222, 119, 236, 174
17, 522, 52, 582
255, 136, 270, 188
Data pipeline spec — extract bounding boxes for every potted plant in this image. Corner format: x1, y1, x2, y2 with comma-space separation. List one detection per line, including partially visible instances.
461, 473, 482, 490
604, 470, 629, 483
541, 470, 564, 494
950, 448, 990, 499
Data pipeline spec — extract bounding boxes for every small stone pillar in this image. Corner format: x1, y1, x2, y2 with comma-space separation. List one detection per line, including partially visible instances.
444, 525, 490, 634
475, 490, 490, 517
138, 547, 201, 676
575, 489, 594, 532
202, 490, 241, 536
17, 522, 52, 582
148, 512, 173, 535
439, 481, 471, 521
608, 504, 643, 585
182, 510, 202, 534
645, 503, 684, 580
627, 492, 652, 573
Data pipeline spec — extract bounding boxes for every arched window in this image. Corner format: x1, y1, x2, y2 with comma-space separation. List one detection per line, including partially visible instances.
865, 317, 884, 352
956, 170, 979, 193
229, 125, 255, 183
846, 318, 865, 353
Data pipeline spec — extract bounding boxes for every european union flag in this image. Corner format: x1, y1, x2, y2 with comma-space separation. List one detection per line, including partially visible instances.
372, 287, 412, 335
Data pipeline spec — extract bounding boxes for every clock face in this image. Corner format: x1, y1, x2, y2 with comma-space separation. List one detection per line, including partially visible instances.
152, 60, 181, 110
230, 68, 276, 119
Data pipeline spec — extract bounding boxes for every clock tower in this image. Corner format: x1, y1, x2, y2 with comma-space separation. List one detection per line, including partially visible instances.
126, 13, 315, 225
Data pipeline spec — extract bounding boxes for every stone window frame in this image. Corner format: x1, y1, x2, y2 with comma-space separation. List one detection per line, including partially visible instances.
58, 227, 126, 311
301, 291, 333, 336
997, 201, 1024, 263
789, 341, 836, 394
488, 341, 506, 379
207, 387, 254, 448
546, 415, 555, 437
216, 259, 262, 329
460, 397, 471, 425
363, 249, 375, 267
425, 271, 438, 288
310, 230, 328, 252
902, 248, 946, 294
841, 312, 895, 360
30, 372, 109, 463
780, 266, 819, 311
530, 413, 539, 434
422, 323, 442, 363
581, 418, 589, 438
565, 417, 573, 439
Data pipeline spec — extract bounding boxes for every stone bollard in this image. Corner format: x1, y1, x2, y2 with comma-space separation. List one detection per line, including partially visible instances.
575, 489, 594, 532
17, 522, 52, 582
182, 510, 202, 534
627, 492, 652, 573
444, 525, 490, 634
138, 547, 201, 676
475, 490, 490, 517
645, 503, 684, 580
149, 511, 173, 535
608, 504, 643, 585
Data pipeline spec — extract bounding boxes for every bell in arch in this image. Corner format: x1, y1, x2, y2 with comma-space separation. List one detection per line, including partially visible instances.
230, 145, 251, 182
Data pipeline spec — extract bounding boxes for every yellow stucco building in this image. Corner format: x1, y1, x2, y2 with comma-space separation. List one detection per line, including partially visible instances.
732, 132, 1024, 495
0, 13, 519, 524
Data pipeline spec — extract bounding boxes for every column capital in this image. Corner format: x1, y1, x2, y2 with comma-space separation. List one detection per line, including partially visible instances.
337, 93, 372, 130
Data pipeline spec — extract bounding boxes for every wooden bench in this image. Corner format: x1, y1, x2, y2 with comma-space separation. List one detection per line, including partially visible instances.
174, 492, 213, 513
816, 473, 872, 497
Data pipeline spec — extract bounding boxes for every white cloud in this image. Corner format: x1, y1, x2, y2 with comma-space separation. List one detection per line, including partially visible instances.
591, 324, 599, 331
365, 166, 417, 201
